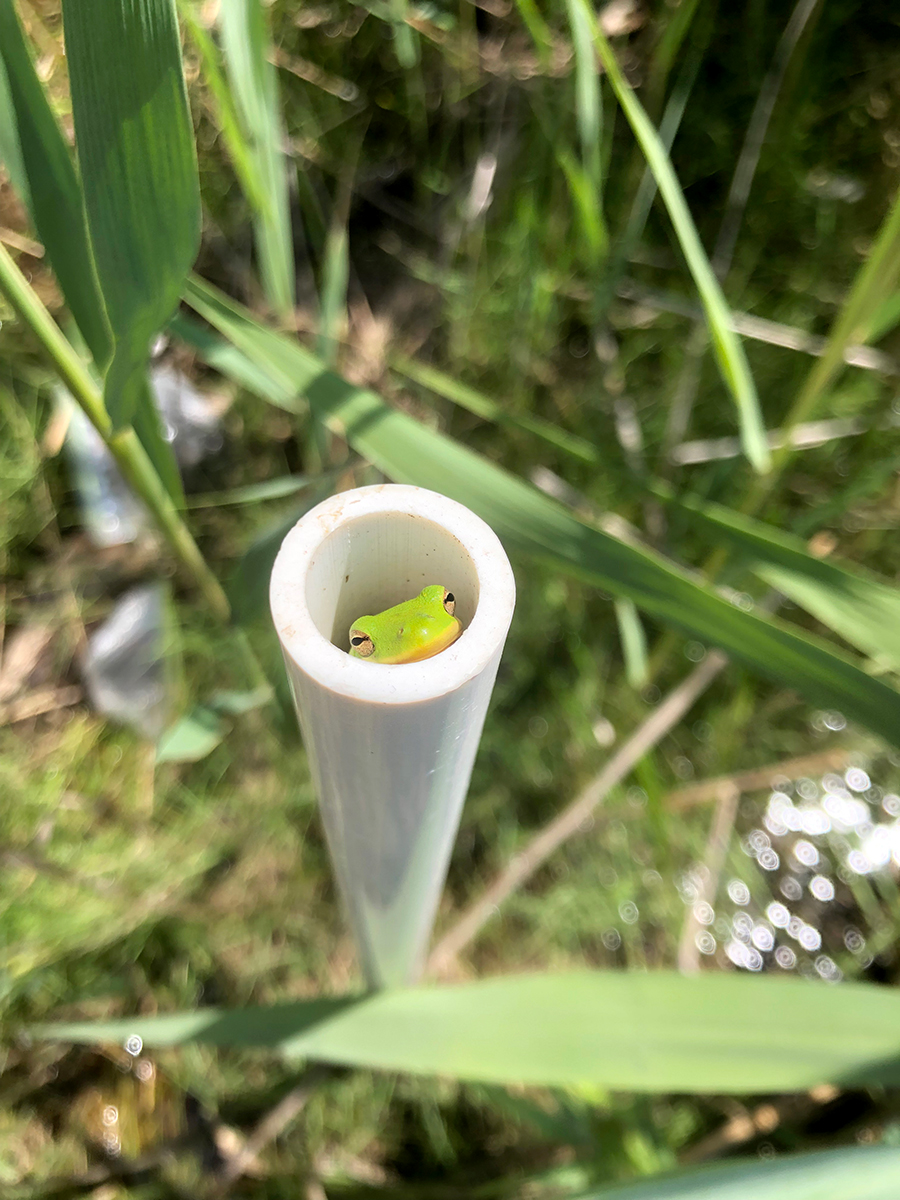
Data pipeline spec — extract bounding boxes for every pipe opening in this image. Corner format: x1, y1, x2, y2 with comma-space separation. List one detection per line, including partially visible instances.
305, 511, 481, 655
272, 485, 515, 704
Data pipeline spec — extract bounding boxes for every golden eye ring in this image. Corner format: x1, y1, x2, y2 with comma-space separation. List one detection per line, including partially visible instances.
350, 631, 375, 657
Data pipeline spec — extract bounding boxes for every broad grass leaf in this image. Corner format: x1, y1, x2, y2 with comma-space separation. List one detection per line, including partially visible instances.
867, 289, 900, 343
63, 0, 200, 432
39, 972, 900, 1093
177, 276, 900, 748
132, 375, 186, 510
574, 1147, 900, 1200
168, 311, 303, 411
0, 43, 28, 207
0, 0, 112, 365
665, 487, 900, 671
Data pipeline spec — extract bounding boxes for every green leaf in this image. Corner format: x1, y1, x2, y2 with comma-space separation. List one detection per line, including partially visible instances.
63, 0, 200, 431
177, 276, 900, 748
783, 187, 900, 439
0, 0, 112, 365
176, 293, 312, 408
614, 598, 649, 689
393, 354, 600, 464
645, 0, 702, 114
168, 311, 302, 410
156, 686, 271, 763
513, 0, 553, 68
867, 288, 900, 344
0, 44, 28, 206
156, 705, 225, 764
578, 3, 770, 473
557, 148, 608, 265
187, 472, 331, 508
663, 486, 900, 671
178, 2, 273, 218
41, 995, 356, 1049
564, 0, 606, 256
609, 22, 708, 311
575, 1147, 900, 1200
132, 374, 186, 510
208, 686, 272, 715
218, 0, 295, 318
317, 222, 349, 368
38, 972, 900, 1092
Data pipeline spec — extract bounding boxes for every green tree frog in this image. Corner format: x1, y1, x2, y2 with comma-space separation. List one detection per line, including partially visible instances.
349, 585, 462, 663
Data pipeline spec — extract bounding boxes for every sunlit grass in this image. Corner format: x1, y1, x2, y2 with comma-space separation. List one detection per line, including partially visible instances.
2, 0, 900, 1192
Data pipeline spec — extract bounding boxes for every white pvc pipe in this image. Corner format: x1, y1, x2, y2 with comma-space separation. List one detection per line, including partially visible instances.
270, 484, 515, 988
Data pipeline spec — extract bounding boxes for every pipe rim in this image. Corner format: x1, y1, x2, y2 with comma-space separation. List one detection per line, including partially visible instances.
270, 484, 516, 704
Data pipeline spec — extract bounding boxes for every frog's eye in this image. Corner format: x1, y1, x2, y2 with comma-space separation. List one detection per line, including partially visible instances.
443, 591, 456, 616
350, 631, 375, 657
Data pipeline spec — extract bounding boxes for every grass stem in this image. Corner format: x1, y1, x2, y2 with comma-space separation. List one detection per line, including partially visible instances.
0, 242, 232, 625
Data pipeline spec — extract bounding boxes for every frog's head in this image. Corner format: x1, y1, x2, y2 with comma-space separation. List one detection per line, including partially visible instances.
349, 585, 459, 662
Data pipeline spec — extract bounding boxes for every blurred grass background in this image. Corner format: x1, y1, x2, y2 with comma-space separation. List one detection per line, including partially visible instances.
3, 0, 900, 1194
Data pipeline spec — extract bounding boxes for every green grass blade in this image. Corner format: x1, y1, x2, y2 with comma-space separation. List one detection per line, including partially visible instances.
38, 972, 900, 1092
388, 0, 418, 69
0, 46, 28, 205
614, 598, 649, 689
579, 5, 770, 473
0, 0, 112, 366
317, 221, 349, 368
218, 0, 295, 318
392, 354, 600, 463
596, 28, 708, 315
777, 187, 900, 446
557, 149, 608, 265
63, 0, 200, 443
866, 288, 900, 343
513, 0, 553, 67
178, 276, 900, 747
179, 287, 312, 398
167, 311, 302, 409
564, 0, 606, 253
620, 30, 706, 266
645, 0, 702, 115
187, 472, 332, 508
132, 374, 186, 507
40, 995, 356, 1051
660, 484, 900, 671
179, 1, 272, 218
575, 1147, 900, 1200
